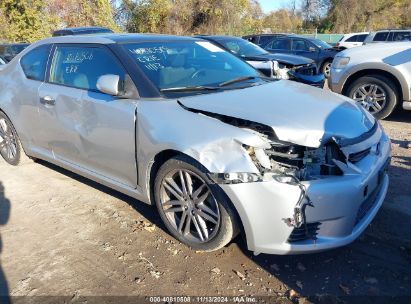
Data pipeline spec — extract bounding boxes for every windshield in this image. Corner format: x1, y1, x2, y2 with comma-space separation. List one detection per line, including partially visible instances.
311, 39, 332, 49
218, 38, 268, 57
123, 40, 261, 94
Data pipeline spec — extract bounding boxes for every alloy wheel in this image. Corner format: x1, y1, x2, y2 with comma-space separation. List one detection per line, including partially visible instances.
159, 169, 220, 243
0, 118, 18, 161
352, 84, 387, 114
323, 62, 331, 77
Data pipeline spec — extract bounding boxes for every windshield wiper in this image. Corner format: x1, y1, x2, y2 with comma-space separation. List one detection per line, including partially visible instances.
160, 86, 219, 92
218, 76, 258, 87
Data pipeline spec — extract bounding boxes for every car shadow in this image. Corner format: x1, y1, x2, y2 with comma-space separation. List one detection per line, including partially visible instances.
0, 181, 10, 304
35, 160, 168, 232
385, 111, 411, 123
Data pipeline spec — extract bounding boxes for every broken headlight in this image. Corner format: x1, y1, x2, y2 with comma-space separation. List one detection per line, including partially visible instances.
273, 63, 290, 80
246, 140, 344, 181
208, 172, 262, 184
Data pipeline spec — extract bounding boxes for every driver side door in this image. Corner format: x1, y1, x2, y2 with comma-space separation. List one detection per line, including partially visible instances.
37, 44, 138, 188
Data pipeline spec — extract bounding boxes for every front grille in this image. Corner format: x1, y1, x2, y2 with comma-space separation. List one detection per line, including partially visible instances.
349, 148, 371, 163
288, 222, 321, 243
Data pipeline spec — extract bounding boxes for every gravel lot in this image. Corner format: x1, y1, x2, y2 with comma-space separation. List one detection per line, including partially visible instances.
0, 110, 410, 303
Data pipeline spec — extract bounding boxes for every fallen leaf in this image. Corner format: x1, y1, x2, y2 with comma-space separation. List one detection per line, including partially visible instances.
150, 270, 161, 279
339, 283, 351, 295
143, 224, 156, 232
289, 289, 299, 299
296, 281, 303, 290
233, 269, 246, 280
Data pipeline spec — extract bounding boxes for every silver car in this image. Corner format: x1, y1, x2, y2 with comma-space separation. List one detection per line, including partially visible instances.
330, 42, 411, 119
0, 34, 391, 255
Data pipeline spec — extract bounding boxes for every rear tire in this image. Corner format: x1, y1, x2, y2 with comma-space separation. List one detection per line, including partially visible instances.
0, 112, 32, 165
154, 155, 239, 252
346, 75, 398, 119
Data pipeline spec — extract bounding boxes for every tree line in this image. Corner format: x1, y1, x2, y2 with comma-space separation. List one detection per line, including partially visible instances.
1, 0, 411, 43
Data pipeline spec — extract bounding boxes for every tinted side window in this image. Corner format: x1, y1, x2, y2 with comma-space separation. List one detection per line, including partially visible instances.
391, 31, 411, 41
373, 32, 389, 41
49, 45, 126, 91
259, 36, 274, 46
357, 34, 368, 42
346, 35, 358, 42
246, 36, 258, 44
292, 39, 309, 51
268, 39, 291, 50
20, 44, 51, 81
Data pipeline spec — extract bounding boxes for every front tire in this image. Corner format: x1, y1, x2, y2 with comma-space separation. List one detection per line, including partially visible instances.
0, 112, 30, 166
346, 75, 398, 119
321, 60, 332, 78
154, 155, 239, 251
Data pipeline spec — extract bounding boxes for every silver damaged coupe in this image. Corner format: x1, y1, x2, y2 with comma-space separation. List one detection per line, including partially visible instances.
0, 34, 391, 255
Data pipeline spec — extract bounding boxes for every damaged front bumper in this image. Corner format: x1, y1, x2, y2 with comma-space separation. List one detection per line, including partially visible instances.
217, 128, 391, 255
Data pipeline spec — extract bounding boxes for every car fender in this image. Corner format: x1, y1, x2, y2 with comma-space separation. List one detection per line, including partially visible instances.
135, 98, 267, 198
341, 62, 410, 101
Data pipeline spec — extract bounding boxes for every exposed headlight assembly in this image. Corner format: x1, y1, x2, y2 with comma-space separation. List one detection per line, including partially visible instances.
332, 56, 350, 69
273, 63, 290, 80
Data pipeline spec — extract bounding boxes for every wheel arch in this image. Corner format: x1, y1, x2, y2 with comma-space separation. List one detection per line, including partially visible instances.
147, 149, 247, 244
342, 69, 403, 102
320, 57, 334, 68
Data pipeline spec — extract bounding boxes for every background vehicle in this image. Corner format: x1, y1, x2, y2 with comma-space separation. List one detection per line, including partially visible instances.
242, 33, 287, 46
0, 34, 390, 256
198, 35, 324, 87
261, 35, 340, 78
0, 43, 30, 62
52, 26, 113, 36
364, 29, 411, 44
336, 32, 369, 49
330, 41, 411, 119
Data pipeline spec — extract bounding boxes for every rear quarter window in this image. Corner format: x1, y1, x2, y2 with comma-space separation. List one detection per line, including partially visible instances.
346, 35, 358, 42
373, 32, 389, 41
20, 44, 51, 81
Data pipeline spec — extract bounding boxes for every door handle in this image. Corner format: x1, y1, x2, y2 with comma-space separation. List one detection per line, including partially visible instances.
40, 96, 55, 106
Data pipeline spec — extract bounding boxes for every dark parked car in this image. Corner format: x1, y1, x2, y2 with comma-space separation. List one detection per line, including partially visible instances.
261, 35, 341, 78
242, 33, 287, 46
52, 26, 114, 37
198, 35, 324, 87
0, 43, 30, 62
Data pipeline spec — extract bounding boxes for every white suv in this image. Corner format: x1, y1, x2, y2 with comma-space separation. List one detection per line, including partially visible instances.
329, 41, 411, 119
336, 32, 369, 49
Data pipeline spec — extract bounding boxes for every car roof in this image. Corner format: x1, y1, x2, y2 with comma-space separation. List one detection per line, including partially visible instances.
373, 29, 411, 32
35, 33, 201, 46
243, 33, 288, 37
343, 32, 369, 36
197, 35, 242, 41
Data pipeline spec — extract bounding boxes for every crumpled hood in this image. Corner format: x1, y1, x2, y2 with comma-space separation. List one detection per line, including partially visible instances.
179, 80, 375, 148
245, 53, 314, 66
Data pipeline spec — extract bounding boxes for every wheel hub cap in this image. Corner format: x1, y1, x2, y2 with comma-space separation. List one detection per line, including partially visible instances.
160, 169, 220, 243
352, 84, 386, 114
0, 118, 17, 160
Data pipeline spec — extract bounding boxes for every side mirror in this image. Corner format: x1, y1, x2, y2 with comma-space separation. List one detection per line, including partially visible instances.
309, 46, 317, 52
97, 74, 121, 96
